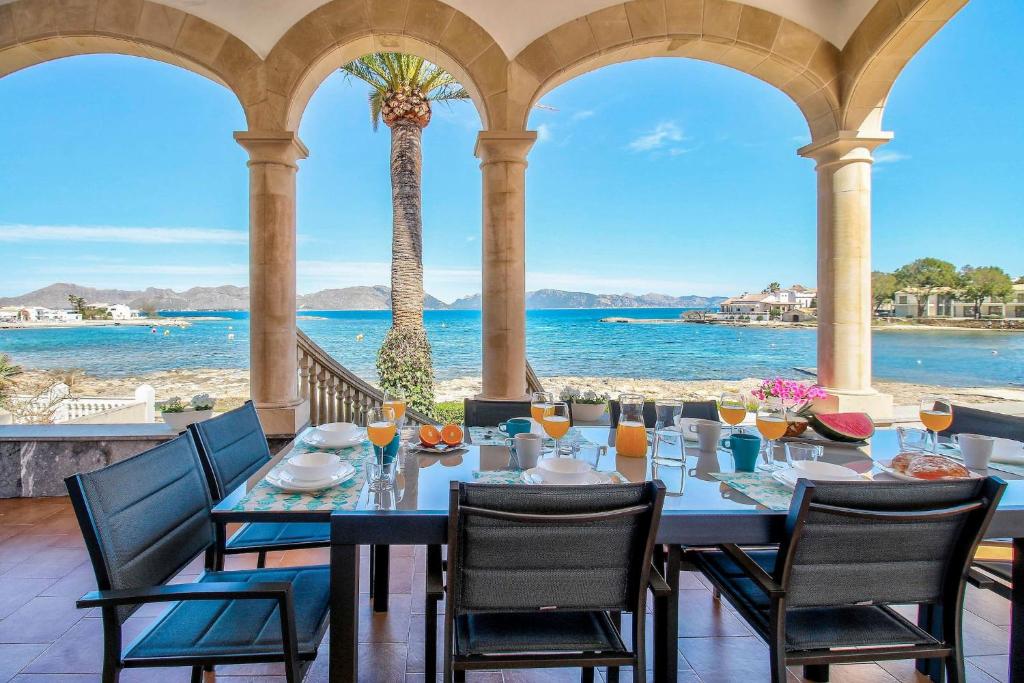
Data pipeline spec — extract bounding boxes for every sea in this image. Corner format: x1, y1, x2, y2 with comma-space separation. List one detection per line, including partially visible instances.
0, 309, 1022, 387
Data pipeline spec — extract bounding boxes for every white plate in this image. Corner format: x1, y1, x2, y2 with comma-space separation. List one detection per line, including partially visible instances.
876, 458, 982, 482
772, 464, 863, 489
522, 467, 614, 486
302, 429, 366, 449
265, 462, 356, 492
410, 442, 466, 454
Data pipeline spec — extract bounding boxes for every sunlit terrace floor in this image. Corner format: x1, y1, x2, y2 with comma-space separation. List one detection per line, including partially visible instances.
0, 497, 1012, 682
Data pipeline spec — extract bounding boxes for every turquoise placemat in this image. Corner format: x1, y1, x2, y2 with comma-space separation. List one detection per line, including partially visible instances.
473, 469, 626, 485
711, 472, 793, 511
229, 430, 372, 513
469, 426, 600, 449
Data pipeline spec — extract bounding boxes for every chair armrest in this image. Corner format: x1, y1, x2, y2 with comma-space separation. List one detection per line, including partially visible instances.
718, 544, 784, 597
77, 581, 293, 609
648, 565, 672, 598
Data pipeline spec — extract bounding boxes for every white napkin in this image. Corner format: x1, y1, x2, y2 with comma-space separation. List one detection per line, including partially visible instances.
991, 438, 1024, 465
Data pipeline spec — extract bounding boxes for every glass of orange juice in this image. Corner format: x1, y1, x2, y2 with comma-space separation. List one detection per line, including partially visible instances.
541, 402, 572, 456
383, 389, 408, 430
719, 392, 747, 436
365, 406, 398, 491
919, 396, 953, 454
616, 393, 649, 458
531, 391, 554, 423
755, 399, 788, 471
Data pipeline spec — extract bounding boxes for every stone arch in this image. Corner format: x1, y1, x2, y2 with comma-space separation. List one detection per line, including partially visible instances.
510, 0, 842, 139
0, 0, 259, 124
840, 0, 968, 135
262, 0, 505, 132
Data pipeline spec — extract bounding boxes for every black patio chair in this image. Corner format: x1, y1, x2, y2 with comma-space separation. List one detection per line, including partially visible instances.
463, 398, 533, 428
609, 399, 718, 427
65, 432, 330, 683
938, 405, 1023, 599
686, 478, 1005, 683
435, 480, 668, 683
188, 401, 330, 570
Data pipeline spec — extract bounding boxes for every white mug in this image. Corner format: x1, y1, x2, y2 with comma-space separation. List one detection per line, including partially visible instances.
688, 419, 723, 452
508, 432, 542, 469
954, 433, 995, 469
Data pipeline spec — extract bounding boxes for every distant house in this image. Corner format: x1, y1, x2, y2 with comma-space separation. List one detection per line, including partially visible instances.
781, 308, 817, 323
893, 283, 1024, 319
93, 303, 137, 320
719, 285, 817, 316
3, 306, 84, 322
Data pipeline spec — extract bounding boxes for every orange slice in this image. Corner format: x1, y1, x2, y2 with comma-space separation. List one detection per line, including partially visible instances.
419, 424, 442, 447
441, 423, 464, 446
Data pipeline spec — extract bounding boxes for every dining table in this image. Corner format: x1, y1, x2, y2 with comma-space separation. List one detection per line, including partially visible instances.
211, 424, 1024, 683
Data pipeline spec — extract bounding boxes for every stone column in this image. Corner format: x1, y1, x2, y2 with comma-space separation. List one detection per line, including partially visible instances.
799, 131, 894, 420
475, 131, 537, 401
234, 130, 310, 436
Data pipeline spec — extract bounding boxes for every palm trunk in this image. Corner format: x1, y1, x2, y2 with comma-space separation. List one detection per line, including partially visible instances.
389, 119, 425, 330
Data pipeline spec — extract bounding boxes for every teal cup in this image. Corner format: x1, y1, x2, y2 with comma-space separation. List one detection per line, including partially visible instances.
720, 433, 761, 472
498, 418, 532, 437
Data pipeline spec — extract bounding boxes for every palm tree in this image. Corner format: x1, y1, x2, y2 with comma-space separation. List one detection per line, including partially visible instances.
340, 53, 470, 414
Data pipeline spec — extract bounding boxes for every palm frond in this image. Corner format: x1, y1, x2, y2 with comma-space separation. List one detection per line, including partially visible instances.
368, 90, 384, 131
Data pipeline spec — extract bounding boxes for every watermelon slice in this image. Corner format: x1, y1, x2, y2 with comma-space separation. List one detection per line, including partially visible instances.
809, 412, 875, 442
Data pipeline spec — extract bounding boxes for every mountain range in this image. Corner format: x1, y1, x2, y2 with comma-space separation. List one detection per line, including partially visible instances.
0, 283, 725, 311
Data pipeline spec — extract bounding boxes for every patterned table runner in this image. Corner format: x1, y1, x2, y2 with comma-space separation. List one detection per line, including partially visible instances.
711, 472, 793, 511
473, 469, 626, 485
228, 430, 371, 513
469, 426, 601, 449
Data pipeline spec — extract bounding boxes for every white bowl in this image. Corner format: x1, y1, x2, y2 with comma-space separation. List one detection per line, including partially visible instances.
537, 457, 592, 484
790, 460, 861, 481
310, 422, 361, 447
286, 452, 342, 482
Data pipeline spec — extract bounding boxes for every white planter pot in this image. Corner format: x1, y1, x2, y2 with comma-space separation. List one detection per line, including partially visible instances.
161, 409, 213, 431
571, 402, 607, 423
0, 410, 13, 425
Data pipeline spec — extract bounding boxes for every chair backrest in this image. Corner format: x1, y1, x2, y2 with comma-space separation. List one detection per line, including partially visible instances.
940, 404, 1024, 441
463, 399, 533, 428
65, 432, 215, 622
777, 478, 1005, 609
446, 481, 664, 616
609, 399, 718, 427
189, 400, 271, 501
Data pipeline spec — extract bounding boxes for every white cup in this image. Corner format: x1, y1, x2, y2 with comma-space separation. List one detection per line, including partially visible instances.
688, 419, 723, 452
508, 432, 542, 469
955, 433, 995, 469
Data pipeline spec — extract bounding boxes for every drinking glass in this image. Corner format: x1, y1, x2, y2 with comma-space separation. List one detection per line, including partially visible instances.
755, 399, 788, 471
919, 396, 953, 454
530, 391, 554, 423
718, 392, 747, 435
366, 406, 398, 453
897, 426, 932, 452
785, 442, 823, 466
364, 454, 398, 493
616, 393, 648, 458
383, 388, 408, 430
653, 399, 683, 465
541, 402, 572, 457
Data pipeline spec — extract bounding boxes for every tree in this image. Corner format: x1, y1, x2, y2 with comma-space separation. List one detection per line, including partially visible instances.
961, 265, 1014, 319
894, 258, 960, 318
341, 53, 470, 414
1016, 276, 1024, 285
871, 271, 898, 313
67, 294, 87, 315
762, 282, 781, 294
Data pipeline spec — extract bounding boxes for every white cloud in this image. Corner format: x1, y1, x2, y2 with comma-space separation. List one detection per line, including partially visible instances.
536, 123, 553, 143
874, 150, 910, 165
571, 109, 595, 121
0, 224, 247, 244
628, 122, 684, 152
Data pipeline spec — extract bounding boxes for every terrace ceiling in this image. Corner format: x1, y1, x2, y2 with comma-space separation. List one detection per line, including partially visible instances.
49, 0, 881, 59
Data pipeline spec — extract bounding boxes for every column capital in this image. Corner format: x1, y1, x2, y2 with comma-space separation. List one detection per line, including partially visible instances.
798, 130, 893, 167
234, 130, 309, 167
475, 130, 537, 165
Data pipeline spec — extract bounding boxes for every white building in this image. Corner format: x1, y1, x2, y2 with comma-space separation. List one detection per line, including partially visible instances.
719, 286, 817, 316
893, 283, 1024, 319
93, 303, 137, 320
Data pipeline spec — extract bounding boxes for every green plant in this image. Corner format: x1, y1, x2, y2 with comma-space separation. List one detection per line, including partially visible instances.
559, 387, 609, 405
156, 396, 185, 413
376, 327, 435, 414
433, 400, 464, 425
190, 393, 215, 411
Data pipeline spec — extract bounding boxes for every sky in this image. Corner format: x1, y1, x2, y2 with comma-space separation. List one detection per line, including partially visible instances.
0, 1, 1021, 304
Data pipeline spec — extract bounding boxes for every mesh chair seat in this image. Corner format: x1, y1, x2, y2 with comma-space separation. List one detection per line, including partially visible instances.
123, 566, 330, 662
226, 522, 330, 551
695, 548, 940, 653
455, 611, 627, 656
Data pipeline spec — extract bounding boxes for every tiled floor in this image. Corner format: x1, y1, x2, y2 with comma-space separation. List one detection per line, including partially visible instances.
0, 497, 1012, 682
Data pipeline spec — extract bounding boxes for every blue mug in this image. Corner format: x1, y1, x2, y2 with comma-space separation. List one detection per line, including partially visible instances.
373, 433, 401, 463
720, 433, 761, 472
498, 417, 532, 437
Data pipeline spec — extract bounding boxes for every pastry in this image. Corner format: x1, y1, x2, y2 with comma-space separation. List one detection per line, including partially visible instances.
906, 455, 970, 480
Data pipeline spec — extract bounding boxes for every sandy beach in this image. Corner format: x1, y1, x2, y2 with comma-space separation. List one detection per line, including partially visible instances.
0, 316, 230, 330
12, 367, 1024, 414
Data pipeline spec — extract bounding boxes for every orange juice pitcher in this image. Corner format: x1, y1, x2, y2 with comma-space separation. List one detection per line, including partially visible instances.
616, 393, 648, 458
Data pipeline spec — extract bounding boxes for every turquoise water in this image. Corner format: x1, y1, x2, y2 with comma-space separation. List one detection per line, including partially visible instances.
0, 309, 1022, 387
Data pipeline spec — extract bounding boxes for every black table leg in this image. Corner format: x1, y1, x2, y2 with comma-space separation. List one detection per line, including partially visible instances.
330, 543, 359, 682
915, 605, 945, 682
1012, 537, 1024, 683
373, 544, 390, 613
654, 545, 680, 683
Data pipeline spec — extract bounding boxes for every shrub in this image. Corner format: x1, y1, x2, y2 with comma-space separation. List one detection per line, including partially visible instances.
433, 400, 464, 425
376, 326, 435, 415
